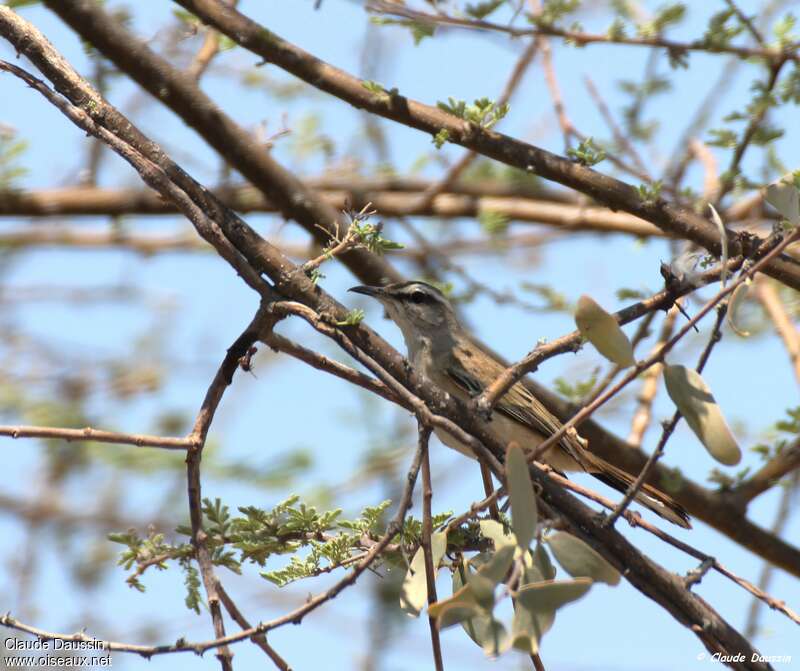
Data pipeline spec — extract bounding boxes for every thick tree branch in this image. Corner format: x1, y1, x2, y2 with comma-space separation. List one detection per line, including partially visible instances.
174, 0, 800, 291
0, 7, 787, 665
0, 183, 668, 237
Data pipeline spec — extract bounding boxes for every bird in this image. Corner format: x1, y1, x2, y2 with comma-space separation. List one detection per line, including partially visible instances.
349, 280, 690, 529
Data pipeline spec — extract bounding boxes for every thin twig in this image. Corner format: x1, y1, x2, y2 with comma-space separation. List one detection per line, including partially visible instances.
368, 1, 799, 63
263, 331, 400, 405
419, 425, 444, 671
413, 38, 538, 211
743, 472, 799, 638
724, 0, 765, 46
480, 229, 797, 456
627, 305, 680, 446
0, 425, 193, 449
536, 465, 800, 628
583, 75, 649, 178
184, 313, 266, 671
603, 303, 728, 528
217, 583, 292, 671
0, 436, 428, 657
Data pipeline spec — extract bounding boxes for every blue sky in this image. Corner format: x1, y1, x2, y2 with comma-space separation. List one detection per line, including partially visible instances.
1, 1, 799, 669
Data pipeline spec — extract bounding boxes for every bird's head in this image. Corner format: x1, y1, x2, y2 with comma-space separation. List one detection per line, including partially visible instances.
349, 281, 460, 352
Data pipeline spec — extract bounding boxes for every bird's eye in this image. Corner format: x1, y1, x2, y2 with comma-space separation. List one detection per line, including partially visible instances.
409, 291, 428, 304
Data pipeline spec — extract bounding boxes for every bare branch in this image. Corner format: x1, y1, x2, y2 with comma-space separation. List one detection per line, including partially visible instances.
0, 425, 193, 449
368, 1, 797, 64
168, 0, 800, 291
419, 425, 444, 671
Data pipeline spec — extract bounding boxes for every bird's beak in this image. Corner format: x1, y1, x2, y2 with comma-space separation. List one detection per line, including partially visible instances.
349, 285, 385, 299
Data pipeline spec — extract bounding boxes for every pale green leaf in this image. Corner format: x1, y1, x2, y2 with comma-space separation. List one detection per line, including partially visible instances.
452, 560, 497, 647
545, 532, 620, 585
663, 365, 742, 465
505, 443, 538, 549
437, 601, 484, 628
516, 577, 593, 611
479, 618, 509, 657
399, 531, 448, 616
467, 544, 515, 609
512, 578, 592, 652
525, 541, 557, 583
479, 519, 515, 549
574, 295, 635, 367
764, 174, 800, 224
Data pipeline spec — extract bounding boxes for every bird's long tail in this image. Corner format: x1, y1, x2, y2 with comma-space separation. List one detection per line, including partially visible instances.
583, 453, 691, 529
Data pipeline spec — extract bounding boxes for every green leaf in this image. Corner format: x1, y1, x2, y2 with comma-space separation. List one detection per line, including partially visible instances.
545, 532, 620, 585
512, 578, 592, 653
429, 580, 480, 623
636, 180, 664, 203
574, 295, 635, 367
510, 599, 544, 654
432, 128, 450, 149
479, 519, 515, 549
370, 17, 435, 45
566, 137, 607, 167
525, 541, 557, 583
765, 174, 800, 224
436, 601, 484, 628
336, 308, 365, 327
516, 577, 593, 611
449, 560, 498, 649
467, 544, 515, 609
478, 618, 509, 657
399, 531, 448, 617
478, 209, 510, 236
707, 128, 738, 148
505, 443, 538, 550
663, 365, 742, 465
465, 0, 506, 20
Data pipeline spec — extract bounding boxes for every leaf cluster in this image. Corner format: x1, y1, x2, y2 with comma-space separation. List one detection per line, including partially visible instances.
436, 97, 510, 130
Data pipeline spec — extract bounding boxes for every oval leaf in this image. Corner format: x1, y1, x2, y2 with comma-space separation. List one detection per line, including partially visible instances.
575, 295, 635, 367
505, 443, 538, 550
399, 531, 448, 616
663, 365, 742, 465
429, 582, 478, 622
545, 532, 620, 585
452, 560, 499, 649
479, 618, 509, 657
512, 577, 580, 654
526, 543, 556, 582
467, 544, 515, 609
510, 599, 544, 656
516, 578, 593, 615
765, 174, 800, 224
479, 519, 515, 549
437, 601, 483, 629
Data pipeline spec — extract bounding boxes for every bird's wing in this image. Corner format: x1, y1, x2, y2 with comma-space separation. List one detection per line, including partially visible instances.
446, 345, 691, 529
445, 344, 588, 463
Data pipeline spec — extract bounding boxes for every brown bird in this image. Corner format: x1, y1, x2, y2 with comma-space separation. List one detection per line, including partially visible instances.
350, 281, 690, 528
